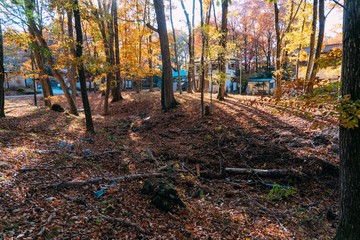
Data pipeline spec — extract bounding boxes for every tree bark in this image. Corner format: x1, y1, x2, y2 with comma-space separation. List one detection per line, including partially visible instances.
307, 0, 324, 94
335, 1, 360, 239
67, 10, 78, 102
153, 0, 177, 111
0, 22, 5, 118
217, 0, 228, 101
274, 2, 282, 99
305, 0, 318, 89
73, 0, 95, 134
111, 0, 123, 102
199, 0, 205, 116
148, 34, 154, 92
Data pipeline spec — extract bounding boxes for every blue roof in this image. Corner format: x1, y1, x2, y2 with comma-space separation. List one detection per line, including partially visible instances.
248, 78, 274, 82
172, 69, 187, 78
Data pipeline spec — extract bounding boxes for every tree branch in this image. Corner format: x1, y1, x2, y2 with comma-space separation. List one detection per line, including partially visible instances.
146, 22, 158, 32
332, 0, 345, 10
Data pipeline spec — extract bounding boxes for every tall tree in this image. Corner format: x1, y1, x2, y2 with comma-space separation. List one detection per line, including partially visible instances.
73, 0, 95, 133
67, 8, 78, 102
153, 0, 177, 111
273, 2, 282, 99
111, 0, 123, 102
305, 0, 318, 87
0, 21, 5, 118
272, 0, 304, 99
24, 0, 78, 115
217, 0, 229, 100
169, 0, 182, 94
307, 0, 324, 94
199, 0, 205, 116
180, 0, 194, 93
335, 1, 360, 239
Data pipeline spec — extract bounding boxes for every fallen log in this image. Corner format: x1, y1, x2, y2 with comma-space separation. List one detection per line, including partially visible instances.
49, 173, 164, 189
225, 168, 304, 178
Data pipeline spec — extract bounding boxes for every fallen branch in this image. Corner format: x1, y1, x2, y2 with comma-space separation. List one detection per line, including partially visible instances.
49, 173, 164, 189
225, 168, 304, 178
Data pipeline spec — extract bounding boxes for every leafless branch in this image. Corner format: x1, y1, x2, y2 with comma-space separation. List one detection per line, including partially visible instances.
332, 0, 345, 10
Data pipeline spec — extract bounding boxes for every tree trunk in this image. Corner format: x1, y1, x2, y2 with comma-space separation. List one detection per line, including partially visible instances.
191, 0, 197, 92
335, 1, 360, 239
170, 0, 182, 94
199, 0, 205, 117
67, 10, 78, 102
0, 22, 5, 118
274, 2, 282, 99
217, 0, 228, 101
32, 47, 52, 107
148, 34, 154, 92
73, 0, 95, 134
307, 0, 324, 94
305, 0, 318, 90
180, 0, 194, 93
153, 0, 177, 111
111, 0, 123, 102
266, 31, 272, 72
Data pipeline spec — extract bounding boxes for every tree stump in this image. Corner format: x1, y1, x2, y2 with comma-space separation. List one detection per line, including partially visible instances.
141, 178, 185, 212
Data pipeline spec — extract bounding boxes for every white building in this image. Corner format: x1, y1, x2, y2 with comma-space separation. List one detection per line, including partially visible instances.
195, 59, 239, 93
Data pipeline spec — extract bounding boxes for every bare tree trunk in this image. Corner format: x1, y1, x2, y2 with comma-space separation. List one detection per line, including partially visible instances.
153, 0, 177, 111
335, 1, 360, 238
32, 46, 52, 107
0, 22, 5, 118
199, 0, 205, 116
148, 34, 154, 92
180, 0, 194, 93
217, 0, 228, 101
170, 0, 182, 94
104, 13, 114, 115
73, 0, 95, 133
307, 0, 324, 94
192, 0, 197, 92
111, 0, 123, 102
67, 10, 78, 102
274, 2, 282, 99
305, 0, 318, 90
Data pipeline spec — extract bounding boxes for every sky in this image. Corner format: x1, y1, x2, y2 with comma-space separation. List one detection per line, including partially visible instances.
169, 0, 343, 38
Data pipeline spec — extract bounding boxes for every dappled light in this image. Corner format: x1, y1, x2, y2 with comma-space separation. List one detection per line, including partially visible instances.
0, 92, 339, 238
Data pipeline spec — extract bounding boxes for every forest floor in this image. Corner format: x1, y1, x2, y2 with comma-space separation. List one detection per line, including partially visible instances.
0, 91, 339, 239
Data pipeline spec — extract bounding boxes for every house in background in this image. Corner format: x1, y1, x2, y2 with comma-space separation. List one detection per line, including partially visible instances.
194, 59, 238, 93
246, 78, 275, 95
296, 43, 342, 80
172, 69, 187, 91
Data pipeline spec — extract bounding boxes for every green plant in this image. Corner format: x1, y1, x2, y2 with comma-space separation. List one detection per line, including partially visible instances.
268, 183, 296, 201
338, 95, 360, 129
17, 87, 25, 92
